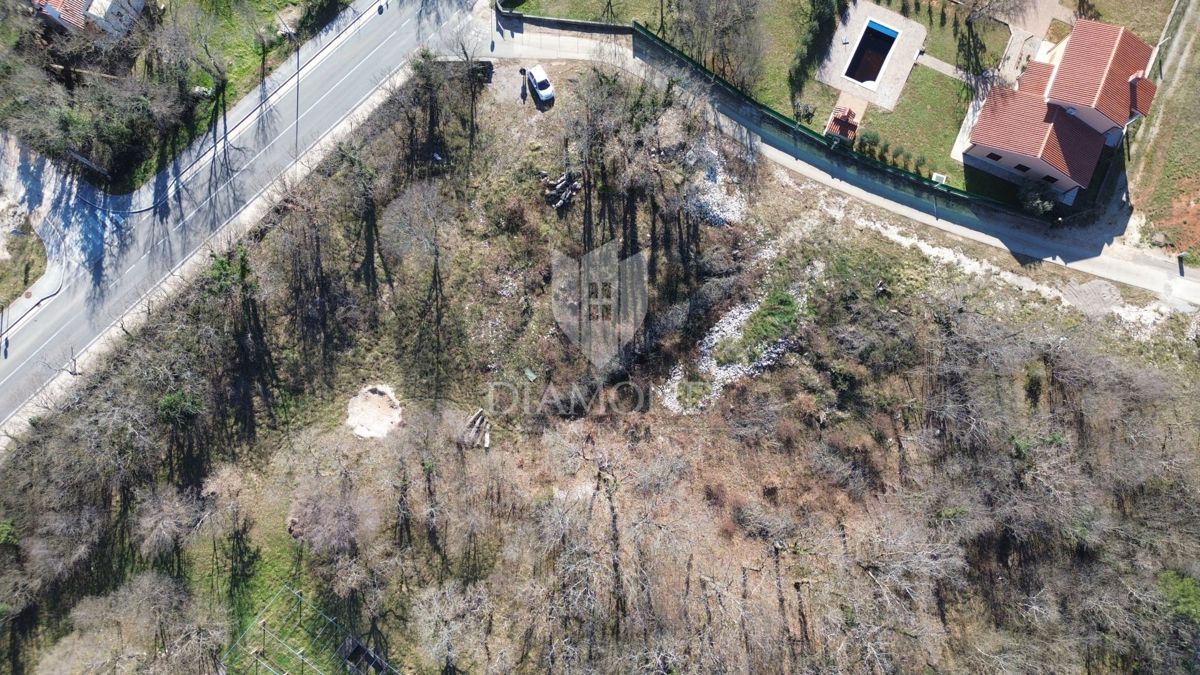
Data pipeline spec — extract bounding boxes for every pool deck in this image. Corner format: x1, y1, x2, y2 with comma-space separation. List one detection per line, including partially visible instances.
815, 3, 927, 111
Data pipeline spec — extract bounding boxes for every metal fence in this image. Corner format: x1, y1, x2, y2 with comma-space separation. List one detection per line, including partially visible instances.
491, 3, 1042, 222
223, 586, 400, 675
628, 22, 1040, 222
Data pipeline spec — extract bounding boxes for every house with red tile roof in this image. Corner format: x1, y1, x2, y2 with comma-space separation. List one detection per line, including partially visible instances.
34, 0, 144, 36
964, 19, 1157, 205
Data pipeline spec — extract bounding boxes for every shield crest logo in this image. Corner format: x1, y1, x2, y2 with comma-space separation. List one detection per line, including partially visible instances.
551, 241, 649, 369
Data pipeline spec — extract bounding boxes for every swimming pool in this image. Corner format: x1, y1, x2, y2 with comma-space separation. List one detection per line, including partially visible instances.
844, 20, 900, 90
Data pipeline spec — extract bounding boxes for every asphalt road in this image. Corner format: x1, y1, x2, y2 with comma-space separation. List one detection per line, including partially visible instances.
0, 0, 471, 427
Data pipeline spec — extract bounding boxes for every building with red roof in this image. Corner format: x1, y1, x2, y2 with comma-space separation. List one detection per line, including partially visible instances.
34, 0, 144, 36
964, 19, 1157, 204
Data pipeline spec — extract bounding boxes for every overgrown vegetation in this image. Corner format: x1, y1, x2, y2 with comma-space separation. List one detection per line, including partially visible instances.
0, 0, 344, 190
2, 54, 1199, 675
0, 211, 46, 307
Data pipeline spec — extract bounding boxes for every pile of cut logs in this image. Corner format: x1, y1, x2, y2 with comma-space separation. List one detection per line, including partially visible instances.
540, 170, 582, 210
458, 408, 492, 450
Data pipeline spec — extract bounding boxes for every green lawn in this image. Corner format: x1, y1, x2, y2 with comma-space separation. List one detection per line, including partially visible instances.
859, 65, 969, 187
1063, 0, 1176, 42
872, 0, 1009, 72
791, 80, 841, 131
508, 0, 658, 22
755, 0, 811, 115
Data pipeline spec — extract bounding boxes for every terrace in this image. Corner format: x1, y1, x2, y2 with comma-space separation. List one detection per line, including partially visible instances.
815, 3, 926, 110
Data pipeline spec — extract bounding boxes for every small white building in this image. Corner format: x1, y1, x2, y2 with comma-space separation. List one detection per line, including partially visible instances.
35, 0, 145, 37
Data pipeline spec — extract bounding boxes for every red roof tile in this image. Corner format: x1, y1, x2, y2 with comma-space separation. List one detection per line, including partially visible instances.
827, 116, 857, 141
970, 87, 1106, 186
38, 0, 89, 30
1131, 69, 1157, 116
1018, 62, 1054, 97
972, 88, 1048, 158
1047, 19, 1154, 128
1040, 106, 1106, 186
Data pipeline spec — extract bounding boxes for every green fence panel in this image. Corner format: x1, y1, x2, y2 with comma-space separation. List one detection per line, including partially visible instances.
630, 21, 1034, 219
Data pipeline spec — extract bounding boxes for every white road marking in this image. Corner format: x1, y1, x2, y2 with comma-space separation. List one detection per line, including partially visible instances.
0, 13, 461, 427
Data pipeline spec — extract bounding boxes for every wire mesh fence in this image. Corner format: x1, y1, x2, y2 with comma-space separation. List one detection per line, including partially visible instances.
223, 586, 399, 675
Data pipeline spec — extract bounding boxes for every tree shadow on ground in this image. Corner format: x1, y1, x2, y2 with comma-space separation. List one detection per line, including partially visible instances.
956, 21, 989, 78
224, 515, 262, 624
298, 0, 350, 37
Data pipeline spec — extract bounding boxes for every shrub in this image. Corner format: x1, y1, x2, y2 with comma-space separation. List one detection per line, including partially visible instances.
733, 502, 798, 540
496, 194, 527, 232
857, 129, 880, 154
1018, 181, 1057, 216
158, 391, 202, 427
0, 519, 16, 546
704, 483, 728, 508
1159, 571, 1200, 623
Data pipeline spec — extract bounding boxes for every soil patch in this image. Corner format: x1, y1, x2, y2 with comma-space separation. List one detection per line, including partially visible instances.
346, 385, 403, 438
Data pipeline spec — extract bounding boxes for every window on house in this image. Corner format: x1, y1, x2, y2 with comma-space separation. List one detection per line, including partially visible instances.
1042, 175, 1059, 184
1015, 163, 1030, 172
986, 152, 1003, 161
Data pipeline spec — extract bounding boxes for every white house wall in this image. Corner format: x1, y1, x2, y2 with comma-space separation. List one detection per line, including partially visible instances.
963, 141, 1081, 192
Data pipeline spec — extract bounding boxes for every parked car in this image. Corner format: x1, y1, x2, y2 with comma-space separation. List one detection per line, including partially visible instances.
526, 65, 555, 105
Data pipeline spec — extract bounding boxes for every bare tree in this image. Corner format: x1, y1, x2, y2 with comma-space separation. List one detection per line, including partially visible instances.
287, 470, 380, 559
135, 486, 201, 563
961, 0, 1034, 22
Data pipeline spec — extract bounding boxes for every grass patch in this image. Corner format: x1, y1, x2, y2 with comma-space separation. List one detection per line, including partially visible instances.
677, 371, 710, 409
859, 65, 969, 186
873, 0, 1009, 71
0, 218, 47, 308
789, 80, 842, 131
1158, 570, 1200, 624
930, 16, 1009, 74
1133, 26, 1199, 249
756, 0, 816, 117
507, 0, 658, 22
1065, 0, 1175, 42
714, 290, 799, 365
